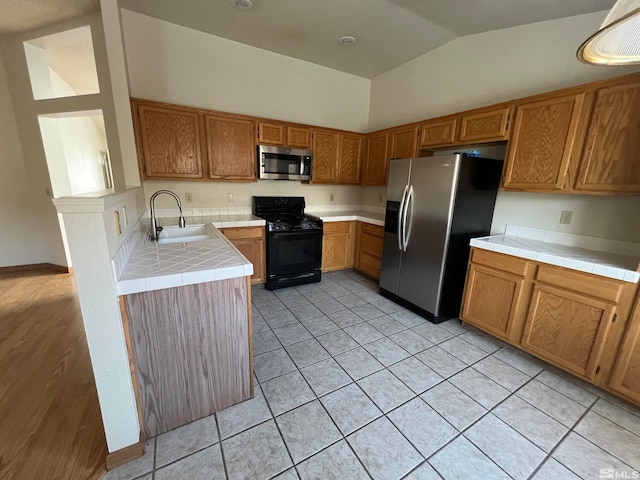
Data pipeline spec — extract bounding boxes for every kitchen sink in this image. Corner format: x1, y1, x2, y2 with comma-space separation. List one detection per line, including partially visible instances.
156, 224, 221, 244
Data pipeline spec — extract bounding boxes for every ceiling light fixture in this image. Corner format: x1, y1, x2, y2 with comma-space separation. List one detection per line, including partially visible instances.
230, 0, 253, 11
577, 0, 640, 65
338, 35, 357, 47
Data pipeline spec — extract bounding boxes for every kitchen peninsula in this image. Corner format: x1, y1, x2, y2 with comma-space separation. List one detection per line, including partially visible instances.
117, 219, 259, 437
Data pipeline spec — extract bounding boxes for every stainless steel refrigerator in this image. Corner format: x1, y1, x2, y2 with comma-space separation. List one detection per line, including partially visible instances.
379, 154, 503, 323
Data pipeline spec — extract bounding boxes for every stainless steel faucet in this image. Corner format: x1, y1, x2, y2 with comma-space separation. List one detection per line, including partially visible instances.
149, 190, 186, 241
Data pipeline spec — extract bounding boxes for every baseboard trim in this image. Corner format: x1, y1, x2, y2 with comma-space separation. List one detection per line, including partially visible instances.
0, 263, 70, 274
106, 432, 146, 471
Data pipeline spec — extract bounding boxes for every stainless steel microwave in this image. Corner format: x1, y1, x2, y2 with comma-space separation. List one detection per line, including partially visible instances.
257, 145, 312, 181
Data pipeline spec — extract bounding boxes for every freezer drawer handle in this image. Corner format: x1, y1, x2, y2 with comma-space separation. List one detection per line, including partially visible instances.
402, 185, 414, 251
398, 184, 409, 251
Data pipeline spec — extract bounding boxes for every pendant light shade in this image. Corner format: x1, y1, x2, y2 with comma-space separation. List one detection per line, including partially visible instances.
577, 0, 640, 65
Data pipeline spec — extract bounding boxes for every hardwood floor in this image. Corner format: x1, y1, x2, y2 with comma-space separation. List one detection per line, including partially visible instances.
0, 269, 107, 480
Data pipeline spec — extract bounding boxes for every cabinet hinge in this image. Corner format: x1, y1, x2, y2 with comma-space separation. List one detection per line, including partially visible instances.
612, 313, 618, 323
596, 366, 601, 374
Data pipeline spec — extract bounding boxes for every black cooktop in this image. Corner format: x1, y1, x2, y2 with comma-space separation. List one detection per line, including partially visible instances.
253, 196, 323, 232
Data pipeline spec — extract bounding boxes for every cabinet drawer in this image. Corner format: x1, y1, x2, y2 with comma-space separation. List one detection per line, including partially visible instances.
221, 226, 264, 240
470, 248, 529, 276
361, 222, 383, 237
536, 265, 623, 303
324, 221, 353, 234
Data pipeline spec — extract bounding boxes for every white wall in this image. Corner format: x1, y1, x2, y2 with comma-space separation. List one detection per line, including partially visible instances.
369, 11, 640, 131
121, 9, 371, 133
0, 54, 60, 267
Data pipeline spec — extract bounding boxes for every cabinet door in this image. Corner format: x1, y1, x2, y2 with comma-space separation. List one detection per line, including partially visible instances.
609, 305, 640, 404
521, 283, 615, 382
137, 104, 203, 179
354, 222, 384, 280
575, 80, 640, 193
258, 122, 285, 145
418, 119, 457, 148
322, 222, 354, 272
221, 227, 265, 285
390, 126, 418, 159
363, 132, 389, 186
338, 133, 363, 184
205, 115, 256, 181
503, 94, 584, 191
311, 130, 339, 183
287, 126, 311, 148
460, 106, 511, 143
460, 263, 526, 342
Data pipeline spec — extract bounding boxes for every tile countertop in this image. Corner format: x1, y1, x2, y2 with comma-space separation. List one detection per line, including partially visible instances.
470, 232, 640, 283
116, 215, 264, 295
116, 211, 384, 295
312, 210, 385, 226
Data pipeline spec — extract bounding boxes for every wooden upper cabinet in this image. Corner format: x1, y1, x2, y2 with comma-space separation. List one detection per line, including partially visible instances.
136, 104, 204, 180
390, 126, 418, 159
363, 132, 389, 186
338, 133, 363, 184
418, 119, 457, 148
205, 115, 256, 181
258, 121, 311, 148
459, 106, 511, 143
502, 94, 584, 191
574, 80, 640, 193
287, 126, 311, 148
521, 283, 615, 382
258, 122, 285, 145
311, 129, 339, 183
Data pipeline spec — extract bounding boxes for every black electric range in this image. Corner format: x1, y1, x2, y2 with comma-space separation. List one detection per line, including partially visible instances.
253, 197, 323, 290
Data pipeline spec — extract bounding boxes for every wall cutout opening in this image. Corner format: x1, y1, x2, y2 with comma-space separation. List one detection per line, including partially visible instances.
38, 110, 112, 196
24, 25, 100, 100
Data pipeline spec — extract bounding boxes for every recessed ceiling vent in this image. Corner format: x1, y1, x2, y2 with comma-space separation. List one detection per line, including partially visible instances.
230, 0, 253, 11
338, 35, 356, 47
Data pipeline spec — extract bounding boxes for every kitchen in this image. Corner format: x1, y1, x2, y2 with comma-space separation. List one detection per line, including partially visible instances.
2, 1, 640, 479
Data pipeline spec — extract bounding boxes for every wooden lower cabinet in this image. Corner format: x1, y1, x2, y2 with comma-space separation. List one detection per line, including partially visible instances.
461, 248, 640, 404
221, 227, 266, 285
521, 283, 615, 382
461, 264, 527, 343
354, 222, 384, 280
322, 221, 355, 272
608, 299, 640, 404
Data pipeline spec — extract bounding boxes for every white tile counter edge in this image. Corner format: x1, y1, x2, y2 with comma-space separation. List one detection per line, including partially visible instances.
470, 235, 640, 283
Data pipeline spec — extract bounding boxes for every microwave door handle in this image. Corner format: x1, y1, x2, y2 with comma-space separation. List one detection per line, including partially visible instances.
397, 185, 409, 251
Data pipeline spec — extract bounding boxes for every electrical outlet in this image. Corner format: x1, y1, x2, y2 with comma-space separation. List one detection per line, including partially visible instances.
227, 192, 234, 202
378, 194, 383, 203
185, 193, 193, 203
330, 193, 334, 202
560, 210, 573, 225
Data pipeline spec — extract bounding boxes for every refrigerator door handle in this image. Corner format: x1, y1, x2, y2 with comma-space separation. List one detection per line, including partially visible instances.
397, 185, 409, 251
402, 185, 414, 251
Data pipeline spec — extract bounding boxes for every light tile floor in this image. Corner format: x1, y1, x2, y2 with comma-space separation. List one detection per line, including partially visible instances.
103, 270, 640, 480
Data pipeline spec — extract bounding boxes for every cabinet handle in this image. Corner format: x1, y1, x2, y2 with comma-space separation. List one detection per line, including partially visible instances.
596, 366, 601, 374
612, 313, 618, 323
